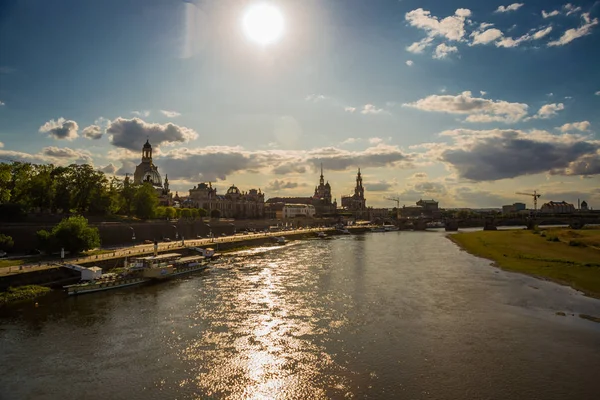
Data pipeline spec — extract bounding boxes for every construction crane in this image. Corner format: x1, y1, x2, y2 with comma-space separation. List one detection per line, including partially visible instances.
516, 190, 541, 212
384, 196, 401, 219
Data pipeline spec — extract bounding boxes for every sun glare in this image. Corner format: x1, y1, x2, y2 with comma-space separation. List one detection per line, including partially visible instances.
243, 4, 284, 46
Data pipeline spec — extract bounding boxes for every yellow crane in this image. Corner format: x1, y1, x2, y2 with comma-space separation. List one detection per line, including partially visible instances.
516, 190, 541, 212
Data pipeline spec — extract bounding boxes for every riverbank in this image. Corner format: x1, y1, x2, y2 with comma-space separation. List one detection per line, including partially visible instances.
449, 228, 600, 298
0, 285, 50, 306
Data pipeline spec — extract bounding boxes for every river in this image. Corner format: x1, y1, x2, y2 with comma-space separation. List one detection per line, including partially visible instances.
1, 231, 600, 400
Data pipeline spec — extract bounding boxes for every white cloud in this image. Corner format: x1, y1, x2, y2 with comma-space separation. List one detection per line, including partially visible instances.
548, 13, 599, 46
496, 26, 553, 48
470, 28, 504, 45
405, 8, 472, 43
82, 125, 103, 140
131, 110, 150, 117
547, 92, 554, 97
150, 143, 414, 183
305, 94, 328, 102
344, 106, 356, 113
100, 163, 118, 174
542, 10, 560, 18
564, 4, 582, 16
39, 118, 79, 141
406, 60, 414, 66
0, 100, 4, 106
0, 142, 3, 148
495, 3, 524, 13
368, 137, 384, 145
341, 138, 360, 145
266, 180, 306, 191
406, 37, 434, 53
596, 91, 600, 96
480, 91, 487, 96
433, 128, 600, 180
361, 104, 387, 115
433, 43, 458, 59
532, 103, 565, 119
403, 91, 529, 123
160, 110, 181, 118
107, 117, 199, 150
41, 146, 92, 163
532, 26, 553, 39
557, 121, 591, 132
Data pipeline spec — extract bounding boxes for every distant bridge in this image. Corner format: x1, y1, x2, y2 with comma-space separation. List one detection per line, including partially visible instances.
386, 213, 600, 231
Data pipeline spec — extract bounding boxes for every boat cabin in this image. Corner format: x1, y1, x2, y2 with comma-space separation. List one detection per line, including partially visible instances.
81, 266, 103, 281
130, 253, 182, 269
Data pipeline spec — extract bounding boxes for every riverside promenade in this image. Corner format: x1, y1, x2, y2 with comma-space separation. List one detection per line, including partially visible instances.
1, 226, 367, 276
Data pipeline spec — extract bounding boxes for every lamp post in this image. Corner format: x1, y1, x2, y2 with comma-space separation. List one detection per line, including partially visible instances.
172, 225, 179, 240
129, 227, 136, 244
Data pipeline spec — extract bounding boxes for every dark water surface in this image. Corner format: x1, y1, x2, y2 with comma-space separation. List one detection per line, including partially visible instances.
2, 231, 600, 399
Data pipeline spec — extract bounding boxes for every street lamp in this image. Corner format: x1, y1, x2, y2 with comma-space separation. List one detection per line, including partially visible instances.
129, 227, 136, 242
172, 225, 179, 240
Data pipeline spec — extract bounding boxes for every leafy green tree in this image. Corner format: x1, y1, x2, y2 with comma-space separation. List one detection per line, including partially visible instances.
0, 163, 11, 204
36, 215, 100, 254
155, 206, 166, 219
190, 208, 199, 220
180, 208, 191, 219
133, 183, 158, 219
210, 209, 221, 218
164, 206, 176, 219
175, 208, 182, 218
119, 176, 136, 216
197, 208, 207, 217
0, 234, 14, 251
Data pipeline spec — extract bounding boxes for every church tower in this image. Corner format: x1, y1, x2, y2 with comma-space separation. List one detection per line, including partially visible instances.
142, 139, 152, 163
354, 168, 364, 199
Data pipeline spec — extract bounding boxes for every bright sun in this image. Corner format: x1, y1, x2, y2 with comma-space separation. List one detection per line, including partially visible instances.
243, 4, 284, 46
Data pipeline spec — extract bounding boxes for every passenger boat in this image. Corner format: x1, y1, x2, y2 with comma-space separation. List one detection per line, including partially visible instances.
383, 224, 399, 231
273, 236, 287, 245
370, 226, 386, 232
64, 253, 208, 295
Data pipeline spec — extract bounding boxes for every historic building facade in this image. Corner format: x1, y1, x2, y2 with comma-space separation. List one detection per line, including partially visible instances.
186, 182, 264, 219
341, 168, 367, 212
265, 165, 337, 217
133, 140, 172, 205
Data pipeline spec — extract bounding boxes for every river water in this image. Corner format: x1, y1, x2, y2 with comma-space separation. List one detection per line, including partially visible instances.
1, 231, 600, 400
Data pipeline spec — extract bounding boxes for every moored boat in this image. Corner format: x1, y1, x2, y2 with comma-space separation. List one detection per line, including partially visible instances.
64, 252, 209, 295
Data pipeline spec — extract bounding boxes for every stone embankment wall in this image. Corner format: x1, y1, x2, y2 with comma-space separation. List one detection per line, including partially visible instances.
0, 217, 336, 252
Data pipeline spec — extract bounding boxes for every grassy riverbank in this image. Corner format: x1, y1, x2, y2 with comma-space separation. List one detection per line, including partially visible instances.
1, 285, 51, 306
449, 228, 600, 298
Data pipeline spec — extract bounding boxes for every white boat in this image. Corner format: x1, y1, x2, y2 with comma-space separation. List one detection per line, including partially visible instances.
64, 253, 208, 295
383, 224, 399, 231
316, 232, 327, 238
273, 236, 287, 245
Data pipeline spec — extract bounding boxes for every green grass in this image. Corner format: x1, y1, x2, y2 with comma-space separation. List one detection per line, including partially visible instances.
0, 285, 51, 305
0, 258, 34, 269
449, 228, 600, 298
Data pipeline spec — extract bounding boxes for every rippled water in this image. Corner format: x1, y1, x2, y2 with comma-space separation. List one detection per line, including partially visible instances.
2, 231, 600, 400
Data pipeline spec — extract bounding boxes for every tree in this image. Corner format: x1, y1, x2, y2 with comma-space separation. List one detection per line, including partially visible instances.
197, 208, 207, 217
119, 175, 136, 216
37, 215, 100, 254
0, 163, 11, 204
210, 209, 221, 218
133, 183, 158, 219
0, 234, 14, 251
164, 206, 176, 219
180, 208, 192, 219
190, 208, 199, 220
155, 206, 166, 219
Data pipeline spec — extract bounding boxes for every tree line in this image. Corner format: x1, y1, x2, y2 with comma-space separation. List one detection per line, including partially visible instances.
0, 162, 211, 221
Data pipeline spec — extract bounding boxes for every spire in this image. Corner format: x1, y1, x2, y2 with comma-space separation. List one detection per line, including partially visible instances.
319, 163, 324, 186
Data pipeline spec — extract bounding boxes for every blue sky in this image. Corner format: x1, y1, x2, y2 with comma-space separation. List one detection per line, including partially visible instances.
1, 0, 599, 208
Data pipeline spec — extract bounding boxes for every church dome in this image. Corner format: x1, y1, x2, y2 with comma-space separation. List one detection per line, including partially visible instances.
227, 185, 240, 195
142, 170, 162, 187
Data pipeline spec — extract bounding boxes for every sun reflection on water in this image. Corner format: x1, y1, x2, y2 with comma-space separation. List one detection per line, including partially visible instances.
174, 243, 351, 399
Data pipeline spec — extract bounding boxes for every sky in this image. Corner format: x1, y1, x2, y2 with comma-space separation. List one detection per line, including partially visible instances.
0, 0, 599, 209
